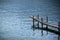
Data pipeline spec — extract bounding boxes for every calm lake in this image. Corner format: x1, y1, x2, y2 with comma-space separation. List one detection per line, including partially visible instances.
0, 0, 60, 40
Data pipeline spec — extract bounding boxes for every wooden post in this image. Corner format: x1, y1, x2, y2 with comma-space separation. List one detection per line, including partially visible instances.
41, 18, 43, 36
33, 16, 34, 28
58, 22, 60, 40
32, 16, 35, 31
41, 18, 43, 28
37, 15, 39, 28
46, 16, 48, 34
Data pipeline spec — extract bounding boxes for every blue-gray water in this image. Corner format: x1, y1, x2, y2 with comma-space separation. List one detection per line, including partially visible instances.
0, 0, 60, 40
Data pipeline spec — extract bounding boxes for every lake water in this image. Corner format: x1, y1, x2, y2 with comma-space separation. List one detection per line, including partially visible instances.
0, 0, 60, 40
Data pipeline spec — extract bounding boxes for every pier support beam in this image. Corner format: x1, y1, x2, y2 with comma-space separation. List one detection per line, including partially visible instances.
37, 15, 39, 28
41, 18, 43, 36
33, 16, 34, 28
32, 16, 35, 31
46, 16, 48, 34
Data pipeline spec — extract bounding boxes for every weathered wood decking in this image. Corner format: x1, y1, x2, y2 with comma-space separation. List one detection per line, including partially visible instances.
30, 16, 59, 29
30, 16, 60, 35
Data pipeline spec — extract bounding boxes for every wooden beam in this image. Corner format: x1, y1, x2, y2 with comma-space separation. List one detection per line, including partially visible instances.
30, 16, 59, 29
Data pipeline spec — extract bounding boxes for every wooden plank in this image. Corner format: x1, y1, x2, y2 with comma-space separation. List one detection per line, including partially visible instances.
30, 16, 59, 29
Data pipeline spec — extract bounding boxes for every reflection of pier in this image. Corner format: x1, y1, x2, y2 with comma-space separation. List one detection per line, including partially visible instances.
30, 15, 60, 40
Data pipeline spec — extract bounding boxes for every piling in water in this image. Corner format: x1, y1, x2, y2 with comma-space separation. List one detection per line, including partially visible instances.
46, 16, 48, 35
41, 18, 43, 36
37, 15, 39, 28
58, 22, 60, 40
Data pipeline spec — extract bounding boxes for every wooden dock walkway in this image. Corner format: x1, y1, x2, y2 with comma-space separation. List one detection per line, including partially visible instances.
30, 16, 59, 28
30, 16, 60, 35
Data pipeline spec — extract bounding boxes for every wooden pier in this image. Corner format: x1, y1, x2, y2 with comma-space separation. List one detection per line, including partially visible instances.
30, 15, 60, 35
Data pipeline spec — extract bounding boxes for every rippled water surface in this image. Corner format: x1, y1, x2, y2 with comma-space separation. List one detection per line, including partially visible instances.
0, 0, 60, 40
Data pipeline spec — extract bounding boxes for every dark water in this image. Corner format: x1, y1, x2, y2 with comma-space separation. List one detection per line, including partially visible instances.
0, 0, 60, 40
